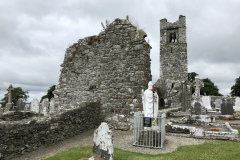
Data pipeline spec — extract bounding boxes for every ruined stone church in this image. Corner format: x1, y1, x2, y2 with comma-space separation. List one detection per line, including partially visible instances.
53, 15, 191, 118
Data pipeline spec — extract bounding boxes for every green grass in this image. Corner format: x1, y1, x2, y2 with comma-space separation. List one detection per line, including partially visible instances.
44, 141, 240, 160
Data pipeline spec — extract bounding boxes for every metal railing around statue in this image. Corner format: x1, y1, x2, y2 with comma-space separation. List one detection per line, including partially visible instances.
133, 111, 166, 148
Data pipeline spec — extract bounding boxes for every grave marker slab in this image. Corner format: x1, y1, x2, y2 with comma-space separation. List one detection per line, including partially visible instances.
221, 103, 233, 115
194, 102, 202, 115
214, 99, 222, 108
30, 98, 40, 113
233, 97, 240, 112
16, 98, 25, 111
201, 96, 212, 111
90, 122, 113, 160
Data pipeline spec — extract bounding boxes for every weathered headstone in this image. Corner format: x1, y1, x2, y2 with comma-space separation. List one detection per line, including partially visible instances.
233, 97, 240, 112
41, 98, 49, 115
5, 84, 14, 111
30, 98, 40, 113
201, 96, 212, 111
16, 98, 25, 111
214, 99, 222, 109
50, 98, 55, 113
194, 102, 202, 115
221, 103, 233, 115
90, 122, 113, 160
24, 104, 30, 111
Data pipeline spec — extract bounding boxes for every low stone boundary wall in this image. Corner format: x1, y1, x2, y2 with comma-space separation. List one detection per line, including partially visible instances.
0, 102, 101, 159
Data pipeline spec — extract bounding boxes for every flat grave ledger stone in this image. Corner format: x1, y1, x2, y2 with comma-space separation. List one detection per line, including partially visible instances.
90, 122, 113, 160
221, 103, 233, 115
194, 102, 202, 115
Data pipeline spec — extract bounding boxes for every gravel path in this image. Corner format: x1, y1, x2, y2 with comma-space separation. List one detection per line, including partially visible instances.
13, 129, 207, 160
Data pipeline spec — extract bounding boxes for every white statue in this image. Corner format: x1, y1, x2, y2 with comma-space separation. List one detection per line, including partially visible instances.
142, 81, 159, 118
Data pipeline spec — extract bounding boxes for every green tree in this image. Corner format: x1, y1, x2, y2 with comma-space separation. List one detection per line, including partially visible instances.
200, 78, 222, 96
40, 85, 56, 102
188, 72, 198, 83
230, 76, 240, 96
1, 87, 29, 107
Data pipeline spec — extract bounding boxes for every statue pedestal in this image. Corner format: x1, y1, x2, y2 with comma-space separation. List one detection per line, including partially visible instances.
5, 103, 13, 112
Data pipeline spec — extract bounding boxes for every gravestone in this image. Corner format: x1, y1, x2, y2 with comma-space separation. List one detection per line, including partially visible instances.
30, 98, 40, 113
233, 97, 240, 112
16, 98, 25, 111
194, 102, 202, 115
41, 98, 49, 115
214, 99, 222, 109
221, 103, 233, 115
90, 122, 113, 160
201, 96, 212, 111
50, 98, 55, 113
24, 104, 30, 111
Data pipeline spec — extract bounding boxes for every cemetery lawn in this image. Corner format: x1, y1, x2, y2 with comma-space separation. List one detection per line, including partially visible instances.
44, 141, 240, 160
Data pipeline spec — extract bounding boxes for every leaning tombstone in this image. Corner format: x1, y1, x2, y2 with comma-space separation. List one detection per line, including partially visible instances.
89, 122, 114, 160
16, 98, 25, 111
30, 98, 40, 113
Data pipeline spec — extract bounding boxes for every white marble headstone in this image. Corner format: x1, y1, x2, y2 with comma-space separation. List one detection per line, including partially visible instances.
30, 98, 40, 113
24, 104, 30, 111
233, 97, 240, 112
201, 96, 212, 111
90, 122, 113, 160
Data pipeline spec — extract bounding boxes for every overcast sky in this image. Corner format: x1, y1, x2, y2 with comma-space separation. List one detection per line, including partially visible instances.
0, 0, 240, 102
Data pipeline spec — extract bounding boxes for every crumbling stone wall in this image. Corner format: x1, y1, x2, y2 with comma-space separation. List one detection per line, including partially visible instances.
155, 15, 191, 110
54, 18, 152, 118
0, 102, 101, 159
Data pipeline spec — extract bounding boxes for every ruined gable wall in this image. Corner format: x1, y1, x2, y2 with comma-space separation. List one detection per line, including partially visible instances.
54, 18, 152, 117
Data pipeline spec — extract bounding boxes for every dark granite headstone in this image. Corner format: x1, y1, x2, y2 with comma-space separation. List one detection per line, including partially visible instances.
221, 103, 233, 115
194, 102, 201, 115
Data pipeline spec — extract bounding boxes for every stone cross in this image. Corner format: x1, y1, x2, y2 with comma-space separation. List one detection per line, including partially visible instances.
193, 75, 204, 100
5, 84, 14, 111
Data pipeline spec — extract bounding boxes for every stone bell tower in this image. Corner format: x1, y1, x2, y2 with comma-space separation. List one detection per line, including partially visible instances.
155, 15, 191, 111
160, 15, 188, 81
